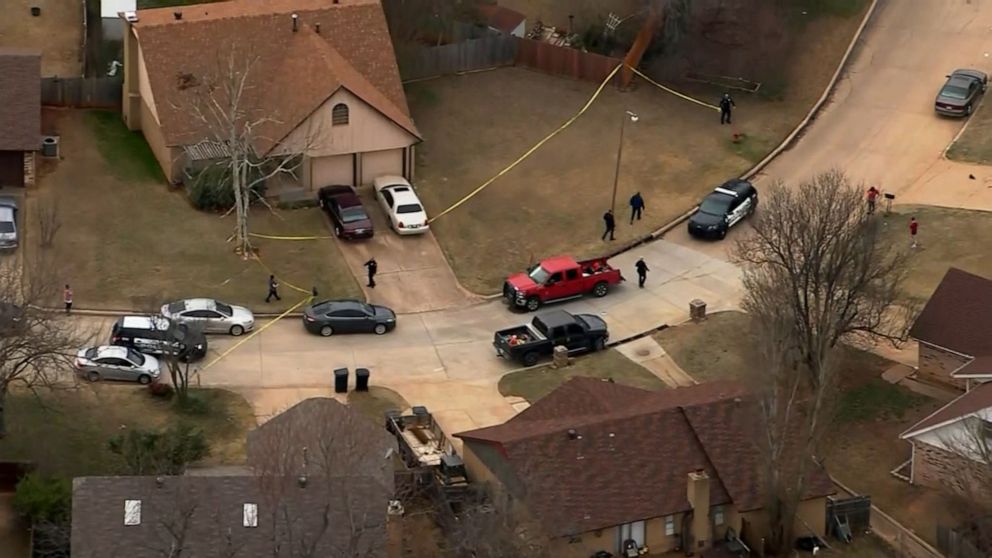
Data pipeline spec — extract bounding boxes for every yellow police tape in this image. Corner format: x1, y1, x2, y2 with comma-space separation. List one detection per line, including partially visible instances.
198, 294, 312, 372
249, 232, 335, 241
629, 65, 720, 111
254, 257, 312, 295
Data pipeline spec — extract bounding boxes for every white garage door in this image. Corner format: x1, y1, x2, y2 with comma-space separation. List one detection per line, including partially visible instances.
361, 148, 404, 185
310, 154, 354, 189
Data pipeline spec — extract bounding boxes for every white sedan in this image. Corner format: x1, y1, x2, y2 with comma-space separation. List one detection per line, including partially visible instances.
75, 345, 161, 384
372, 176, 429, 235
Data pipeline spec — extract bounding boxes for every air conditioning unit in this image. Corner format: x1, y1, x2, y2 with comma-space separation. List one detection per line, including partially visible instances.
41, 136, 60, 158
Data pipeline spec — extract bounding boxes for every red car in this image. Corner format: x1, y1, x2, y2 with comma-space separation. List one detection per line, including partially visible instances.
317, 185, 374, 240
503, 255, 624, 311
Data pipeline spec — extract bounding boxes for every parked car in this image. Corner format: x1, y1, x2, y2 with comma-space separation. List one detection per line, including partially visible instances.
302, 299, 397, 336
0, 197, 19, 250
161, 298, 254, 336
493, 310, 609, 367
111, 315, 208, 361
503, 255, 624, 311
372, 176, 429, 235
687, 179, 758, 240
74, 345, 161, 384
317, 185, 374, 239
935, 69, 988, 117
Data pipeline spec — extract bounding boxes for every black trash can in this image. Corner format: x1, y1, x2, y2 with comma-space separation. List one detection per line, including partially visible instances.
355, 368, 370, 392
333, 368, 348, 393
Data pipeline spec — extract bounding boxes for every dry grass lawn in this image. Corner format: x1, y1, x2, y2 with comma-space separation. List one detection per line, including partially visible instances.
27, 110, 361, 312
0, 0, 83, 77
347, 386, 410, 422
945, 97, 992, 164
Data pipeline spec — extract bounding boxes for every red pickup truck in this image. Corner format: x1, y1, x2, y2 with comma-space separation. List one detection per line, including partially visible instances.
502, 255, 624, 311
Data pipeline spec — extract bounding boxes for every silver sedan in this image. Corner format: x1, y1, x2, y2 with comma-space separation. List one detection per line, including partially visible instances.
161, 298, 255, 336
75, 346, 161, 384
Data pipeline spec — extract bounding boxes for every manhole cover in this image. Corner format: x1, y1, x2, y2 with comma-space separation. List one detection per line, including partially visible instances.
636, 348, 651, 357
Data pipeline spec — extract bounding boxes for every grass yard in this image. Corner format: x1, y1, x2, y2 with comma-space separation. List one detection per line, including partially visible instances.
945, 97, 992, 164
653, 311, 762, 383
0, 386, 255, 478
498, 348, 666, 403
876, 206, 992, 301
28, 110, 361, 312
347, 386, 410, 422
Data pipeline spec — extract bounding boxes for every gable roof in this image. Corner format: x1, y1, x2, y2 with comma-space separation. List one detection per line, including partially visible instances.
910, 268, 992, 377
0, 49, 41, 151
478, 4, 526, 34
130, 0, 419, 153
456, 377, 834, 536
902, 381, 992, 439
71, 475, 388, 558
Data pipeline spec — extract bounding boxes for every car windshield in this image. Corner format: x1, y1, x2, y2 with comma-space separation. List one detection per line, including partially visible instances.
85, 347, 99, 359
340, 207, 368, 223
941, 84, 969, 100
0, 222, 14, 234
126, 349, 145, 365
167, 301, 185, 314
396, 203, 423, 214
215, 302, 233, 316
699, 195, 732, 216
527, 265, 551, 284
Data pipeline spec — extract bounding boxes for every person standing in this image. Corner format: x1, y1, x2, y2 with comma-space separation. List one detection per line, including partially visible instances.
364, 257, 378, 288
866, 186, 879, 215
719, 93, 736, 125
909, 216, 919, 248
629, 192, 645, 224
635, 258, 649, 288
265, 275, 281, 302
63, 284, 73, 314
602, 210, 616, 241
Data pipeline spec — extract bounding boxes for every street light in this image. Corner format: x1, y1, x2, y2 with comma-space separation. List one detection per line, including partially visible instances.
611, 110, 639, 215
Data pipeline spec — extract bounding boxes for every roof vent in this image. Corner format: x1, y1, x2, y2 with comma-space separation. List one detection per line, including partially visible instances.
567, 429, 578, 440
297, 475, 308, 488
155, 476, 165, 488
733, 397, 742, 405
124, 11, 138, 22
333, 0, 339, 4
315, 23, 320, 34
173, 11, 182, 20
292, 13, 298, 32
608, 432, 616, 438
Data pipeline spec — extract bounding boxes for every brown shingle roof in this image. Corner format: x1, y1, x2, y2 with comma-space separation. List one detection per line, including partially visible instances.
902, 380, 992, 439
456, 378, 834, 536
910, 268, 992, 375
131, 0, 419, 152
478, 4, 526, 34
71, 475, 388, 558
0, 49, 41, 151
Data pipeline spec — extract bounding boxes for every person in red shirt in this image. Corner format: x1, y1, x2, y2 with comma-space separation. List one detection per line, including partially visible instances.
63, 284, 73, 314
909, 216, 919, 247
866, 186, 879, 215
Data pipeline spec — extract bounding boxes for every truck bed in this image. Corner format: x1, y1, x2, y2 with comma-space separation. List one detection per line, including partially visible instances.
494, 323, 545, 345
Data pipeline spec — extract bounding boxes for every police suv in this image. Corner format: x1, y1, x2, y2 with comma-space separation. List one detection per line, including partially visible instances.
687, 179, 758, 240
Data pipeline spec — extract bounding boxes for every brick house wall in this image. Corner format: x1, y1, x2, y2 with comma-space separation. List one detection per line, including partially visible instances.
917, 343, 970, 390
911, 440, 991, 498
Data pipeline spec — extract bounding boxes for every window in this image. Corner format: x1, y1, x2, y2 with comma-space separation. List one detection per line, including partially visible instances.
713, 506, 725, 526
548, 272, 563, 284
124, 500, 142, 526
243, 503, 258, 527
664, 515, 675, 536
566, 269, 579, 280
332, 103, 349, 125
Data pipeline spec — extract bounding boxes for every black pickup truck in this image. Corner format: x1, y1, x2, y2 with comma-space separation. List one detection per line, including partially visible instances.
493, 310, 609, 367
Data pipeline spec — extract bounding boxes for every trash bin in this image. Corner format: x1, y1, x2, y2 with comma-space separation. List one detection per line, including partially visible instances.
355, 368, 370, 392
333, 368, 348, 393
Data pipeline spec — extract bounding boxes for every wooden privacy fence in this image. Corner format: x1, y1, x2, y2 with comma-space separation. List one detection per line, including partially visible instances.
937, 525, 987, 558
41, 76, 122, 108
400, 35, 517, 81
515, 38, 622, 84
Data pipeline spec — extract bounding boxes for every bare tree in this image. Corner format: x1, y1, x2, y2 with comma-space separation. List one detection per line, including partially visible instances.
445, 485, 550, 558
35, 196, 61, 249
382, 0, 483, 50
159, 317, 204, 401
733, 169, 914, 554
937, 417, 992, 553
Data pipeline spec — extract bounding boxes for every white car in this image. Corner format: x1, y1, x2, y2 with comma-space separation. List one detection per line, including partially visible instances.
372, 176, 429, 235
74, 345, 161, 384
0, 197, 18, 250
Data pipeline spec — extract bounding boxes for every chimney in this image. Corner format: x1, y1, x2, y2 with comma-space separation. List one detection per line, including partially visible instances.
315, 23, 321, 34
173, 11, 182, 20
333, 0, 339, 4
687, 470, 712, 551
291, 13, 298, 32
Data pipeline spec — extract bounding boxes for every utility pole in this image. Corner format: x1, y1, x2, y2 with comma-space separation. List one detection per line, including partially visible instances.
611, 110, 639, 215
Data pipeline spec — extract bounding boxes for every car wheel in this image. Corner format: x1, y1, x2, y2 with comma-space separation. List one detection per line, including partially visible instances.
718, 227, 727, 239
86, 371, 100, 382
592, 337, 606, 351
320, 325, 334, 337
138, 374, 152, 385
592, 282, 609, 297
229, 325, 244, 336
373, 323, 387, 335
522, 352, 540, 367
525, 297, 541, 312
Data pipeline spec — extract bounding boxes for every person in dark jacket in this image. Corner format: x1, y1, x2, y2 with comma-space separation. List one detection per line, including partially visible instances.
720, 93, 735, 125
265, 275, 281, 302
602, 210, 616, 241
364, 257, 378, 288
635, 258, 649, 288
629, 192, 645, 224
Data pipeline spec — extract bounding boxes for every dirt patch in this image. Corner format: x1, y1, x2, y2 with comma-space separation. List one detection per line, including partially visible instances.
27, 109, 361, 312
946, 98, 992, 164
0, 0, 83, 77
347, 386, 410, 422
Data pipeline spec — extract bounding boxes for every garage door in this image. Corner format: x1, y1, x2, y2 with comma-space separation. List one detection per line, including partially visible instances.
310, 154, 354, 189
361, 148, 404, 185
0, 152, 24, 188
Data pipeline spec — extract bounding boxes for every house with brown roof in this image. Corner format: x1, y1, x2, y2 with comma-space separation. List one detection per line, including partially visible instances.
119, 0, 421, 188
900, 381, 992, 498
909, 268, 992, 390
478, 4, 527, 37
454, 378, 835, 557
0, 48, 41, 188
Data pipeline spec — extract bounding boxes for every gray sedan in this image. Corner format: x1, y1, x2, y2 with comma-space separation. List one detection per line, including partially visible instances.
935, 69, 988, 117
161, 298, 254, 336
75, 345, 161, 384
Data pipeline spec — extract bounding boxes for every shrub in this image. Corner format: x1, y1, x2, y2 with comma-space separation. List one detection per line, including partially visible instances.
148, 381, 174, 398
108, 422, 210, 475
13, 473, 71, 523
174, 391, 209, 416
185, 164, 268, 211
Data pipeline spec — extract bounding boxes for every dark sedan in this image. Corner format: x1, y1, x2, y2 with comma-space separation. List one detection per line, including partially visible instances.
302, 299, 397, 336
317, 185, 374, 239
687, 179, 757, 240
935, 69, 988, 117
